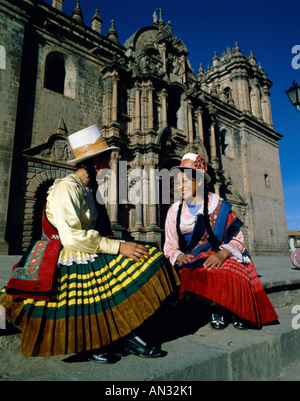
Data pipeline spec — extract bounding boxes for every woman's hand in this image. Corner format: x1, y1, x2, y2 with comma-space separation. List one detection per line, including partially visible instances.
176, 253, 194, 266
203, 249, 232, 270
119, 242, 151, 262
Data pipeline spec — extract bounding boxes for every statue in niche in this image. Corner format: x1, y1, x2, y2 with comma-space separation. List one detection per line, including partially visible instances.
166, 54, 182, 83
140, 55, 150, 72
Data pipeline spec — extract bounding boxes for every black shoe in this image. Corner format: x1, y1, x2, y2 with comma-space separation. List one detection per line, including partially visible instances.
122, 334, 163, 358
210, 306, 227, 330
87, 352, 121, 364
232, 314, 249, 330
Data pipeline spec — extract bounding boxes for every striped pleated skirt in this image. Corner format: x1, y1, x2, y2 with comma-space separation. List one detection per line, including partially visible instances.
179, 258, 278, 327
0, 245, 179, 356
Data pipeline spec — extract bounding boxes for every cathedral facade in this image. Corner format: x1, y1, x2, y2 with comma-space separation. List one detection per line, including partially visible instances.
0, 0, 289, 255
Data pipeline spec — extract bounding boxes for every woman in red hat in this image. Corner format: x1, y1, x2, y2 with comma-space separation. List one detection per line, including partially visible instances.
1, 125, 179, 362
164, 153, 278, 330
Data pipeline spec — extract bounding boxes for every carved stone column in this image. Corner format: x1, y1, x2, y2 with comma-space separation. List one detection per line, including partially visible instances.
233, 72, 250, 113
250, 80, 262, 120
129, 157, 148, 242
210, 121, 217, 159
161, 88, 168, 127
230, 73, 240, 109
196, 107, 204, 142
132, 157, 144, 230
146, 158, 162, 244
148, 82, 154, 130
187, 99, 193, 144
102, 73, 112, 127
109, 150, 124, 237
111, 72, 119, 122
179, 55, 186, 84
240, 127, 253, 251
141, 83, 147, 132
134, 82, 141, 131
239, 79, 246, 111
210, 118, 221, 194
261, 86, 273, 126
147, 159, 159, 230
160, 43, 167, 73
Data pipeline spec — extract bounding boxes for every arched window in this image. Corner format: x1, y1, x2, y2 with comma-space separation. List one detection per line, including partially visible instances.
264, 173, 271, 189
44, 51, 76, 98
44, 52, 65, 94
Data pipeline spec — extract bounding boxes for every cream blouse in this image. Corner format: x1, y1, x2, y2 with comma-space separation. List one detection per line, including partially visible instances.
45, 174, 121, 266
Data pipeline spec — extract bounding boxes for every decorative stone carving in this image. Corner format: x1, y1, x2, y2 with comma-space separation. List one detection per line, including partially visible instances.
40, 138, 72, 161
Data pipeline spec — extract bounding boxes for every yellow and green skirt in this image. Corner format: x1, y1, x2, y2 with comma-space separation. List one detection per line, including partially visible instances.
0, 245, 179, 356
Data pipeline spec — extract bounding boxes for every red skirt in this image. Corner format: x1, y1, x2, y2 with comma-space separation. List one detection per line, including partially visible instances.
179, 259, 278, 327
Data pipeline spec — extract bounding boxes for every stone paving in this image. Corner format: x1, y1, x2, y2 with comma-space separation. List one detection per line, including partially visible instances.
1, 255, 300, 382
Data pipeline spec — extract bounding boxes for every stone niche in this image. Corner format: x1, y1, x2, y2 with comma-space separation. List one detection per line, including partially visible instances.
22, 132, 74, 250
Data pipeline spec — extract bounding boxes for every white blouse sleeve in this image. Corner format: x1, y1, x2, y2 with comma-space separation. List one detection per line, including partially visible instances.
163, 205, 182, 265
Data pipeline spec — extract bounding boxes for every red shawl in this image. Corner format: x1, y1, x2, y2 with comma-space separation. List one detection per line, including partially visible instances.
6, 207, 61, 301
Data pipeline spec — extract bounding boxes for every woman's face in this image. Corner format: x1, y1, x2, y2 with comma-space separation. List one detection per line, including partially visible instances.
176, 170, 203, 204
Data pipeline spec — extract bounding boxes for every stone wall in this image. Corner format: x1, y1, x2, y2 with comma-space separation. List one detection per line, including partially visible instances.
0, 5, 25, 253
31, 44, 105, 147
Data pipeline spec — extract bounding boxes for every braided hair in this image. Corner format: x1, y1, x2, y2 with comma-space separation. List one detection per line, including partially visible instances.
203, 181, 221, 251
176, 201, 187, 251
176, 170, 221, 252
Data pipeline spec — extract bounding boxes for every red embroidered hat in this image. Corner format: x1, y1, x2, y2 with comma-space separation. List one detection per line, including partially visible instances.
170, 153, 211, 182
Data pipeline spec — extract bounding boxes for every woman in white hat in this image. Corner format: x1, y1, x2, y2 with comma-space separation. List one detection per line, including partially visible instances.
1, 125, 179, 362
164, 153, 278, 330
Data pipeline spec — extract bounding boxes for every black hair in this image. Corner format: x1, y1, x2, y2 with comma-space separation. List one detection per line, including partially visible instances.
203, 182, 221, 251
75, 159, 98, 191
75, 158, 112, 236
176, 179, 221, 252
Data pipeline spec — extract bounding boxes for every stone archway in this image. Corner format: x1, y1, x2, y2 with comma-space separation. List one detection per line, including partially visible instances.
22, 168, 70, 250
21, 123, 75, 250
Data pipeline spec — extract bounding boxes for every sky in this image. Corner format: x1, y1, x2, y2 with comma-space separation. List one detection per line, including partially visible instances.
44, 0, 300, 230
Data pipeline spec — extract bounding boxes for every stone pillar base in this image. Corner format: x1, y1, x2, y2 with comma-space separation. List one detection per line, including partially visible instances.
110, 222, 126, 239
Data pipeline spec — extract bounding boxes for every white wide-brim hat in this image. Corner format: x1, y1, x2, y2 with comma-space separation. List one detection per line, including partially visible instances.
170, 153, 211, 183
67, 125, 120, 166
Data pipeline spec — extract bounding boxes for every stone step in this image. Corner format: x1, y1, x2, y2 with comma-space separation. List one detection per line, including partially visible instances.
0, 304, 299, 381
0, 255, 300, 381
